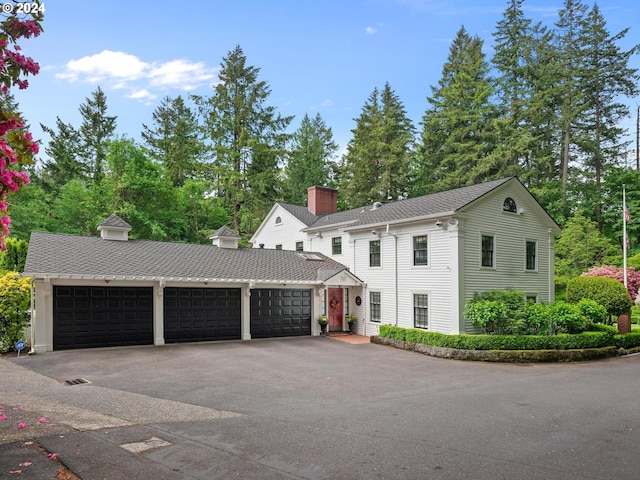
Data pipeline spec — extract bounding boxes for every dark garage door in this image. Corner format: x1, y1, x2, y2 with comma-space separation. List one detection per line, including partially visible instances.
250, 289, 311, 338
53, 286, 153, 350
164, 288, 241, 343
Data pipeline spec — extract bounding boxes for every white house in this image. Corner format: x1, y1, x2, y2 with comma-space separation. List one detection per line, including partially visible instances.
250, 177, 562, 337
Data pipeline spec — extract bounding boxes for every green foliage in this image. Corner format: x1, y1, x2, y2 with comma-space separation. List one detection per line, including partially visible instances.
415, 26, 498, 196
341, 82, 415, 207
0, 238, 28, 273
576, 298, 608, 324
284, 113, 338, 205
613, 332, 640, 349
379, 325, 613, 350
141, 95, 205, 188
554, 211, 618, 277
192, 45, 292, 236
566, 276, 632, 318
0, 272, 31, 352
463, 300, 509, 334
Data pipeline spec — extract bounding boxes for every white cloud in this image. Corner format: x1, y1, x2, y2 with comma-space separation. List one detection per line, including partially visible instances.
365, 26, 378, 34
55, 49, 219, 102
148, 59, 217, 91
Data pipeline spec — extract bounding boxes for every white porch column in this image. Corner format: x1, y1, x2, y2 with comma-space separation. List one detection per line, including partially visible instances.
32, 278, 52, 352
242, 286, 251, 340
154, 281, 165, 345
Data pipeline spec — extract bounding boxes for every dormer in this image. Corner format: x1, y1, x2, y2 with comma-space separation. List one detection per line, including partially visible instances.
210, 225, 241, 249
97, 214, 131, 241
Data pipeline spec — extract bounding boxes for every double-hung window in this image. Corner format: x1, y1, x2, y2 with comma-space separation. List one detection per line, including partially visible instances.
370, 291, 381, 322
370, 240, 381, 267
332, 237, 342, 255
414, 294, 429, 329
526, 241, 537, 270
481, 235, 494, 268
413, 235, 428, 266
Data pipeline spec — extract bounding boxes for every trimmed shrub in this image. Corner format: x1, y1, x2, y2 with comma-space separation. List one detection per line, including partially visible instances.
463, 300, 509, 334
0, 238, 28, 273
582, 265, 640, 301
613, 332, 640, 349
566, 276, 632, 318
378, 325, 613, 351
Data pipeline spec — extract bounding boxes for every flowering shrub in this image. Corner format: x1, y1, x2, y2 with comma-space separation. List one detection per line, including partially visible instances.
0, 8, 44, 249
582, 265, 640, 301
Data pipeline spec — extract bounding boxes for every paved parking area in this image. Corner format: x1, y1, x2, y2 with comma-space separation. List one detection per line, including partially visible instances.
2, 337, 640, 479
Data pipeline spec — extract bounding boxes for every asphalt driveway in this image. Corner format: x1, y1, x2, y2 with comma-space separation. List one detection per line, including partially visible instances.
2, 336, 640, 479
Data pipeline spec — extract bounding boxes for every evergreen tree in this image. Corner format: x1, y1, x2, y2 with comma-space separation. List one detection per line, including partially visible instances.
193, 45, 293, 234
415, 27, 497, 195
79, 86, 117, 185
283, 113, 338, 205
491, 0, 558, 185
341, 82, 414, 207
141, 95, 205, 187
574, 4, 640, 231
554, 0, 590, 212
40, 117, 85, 191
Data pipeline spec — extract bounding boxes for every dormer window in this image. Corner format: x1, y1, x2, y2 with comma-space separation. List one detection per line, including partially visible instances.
275, 216, 282, 224
503, 197, 517, 213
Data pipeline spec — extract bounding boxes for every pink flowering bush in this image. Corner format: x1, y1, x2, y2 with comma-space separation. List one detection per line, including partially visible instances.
0, 8, 43, 249
582, 265, 640, 301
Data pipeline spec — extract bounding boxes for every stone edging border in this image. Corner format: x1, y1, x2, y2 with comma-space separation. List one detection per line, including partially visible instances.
370, 336, 640, 362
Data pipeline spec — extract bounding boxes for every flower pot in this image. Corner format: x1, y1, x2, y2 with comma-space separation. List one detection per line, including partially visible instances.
348, 322, 355, 334
320, 323, 327, 335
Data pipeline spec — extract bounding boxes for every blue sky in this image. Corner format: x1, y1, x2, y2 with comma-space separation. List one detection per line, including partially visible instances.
13, 0, 640, 161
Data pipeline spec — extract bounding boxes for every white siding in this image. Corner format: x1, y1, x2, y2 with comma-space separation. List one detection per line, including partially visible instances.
251, 206, 308, 251
461, 183, 555, 332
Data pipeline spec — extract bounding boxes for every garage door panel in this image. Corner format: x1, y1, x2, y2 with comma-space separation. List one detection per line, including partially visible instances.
53, 286, 153, 350
164, 288, 241, 343
250, 289, 311, 339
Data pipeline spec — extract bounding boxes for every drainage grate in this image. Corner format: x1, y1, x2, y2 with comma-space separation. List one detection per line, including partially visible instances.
64, 378, 91, 386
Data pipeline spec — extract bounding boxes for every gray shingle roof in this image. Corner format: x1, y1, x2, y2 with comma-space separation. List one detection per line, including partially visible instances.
280, 177, 516, 231
98, 214, 131, 229
277, 203, 319, 227
210, 225, 241, 239
24, 232, 356, 284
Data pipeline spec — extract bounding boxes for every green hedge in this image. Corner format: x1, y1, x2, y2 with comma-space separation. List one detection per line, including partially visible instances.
613, 332, 640, 349
379, 325, 614, 351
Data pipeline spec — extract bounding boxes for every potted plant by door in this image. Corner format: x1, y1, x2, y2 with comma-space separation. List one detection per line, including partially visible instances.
346, 315, 357, 334
318, 315, 329, 335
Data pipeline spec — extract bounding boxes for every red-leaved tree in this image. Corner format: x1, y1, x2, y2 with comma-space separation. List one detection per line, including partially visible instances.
0, 5, 43, 249
582, 265, 640, 301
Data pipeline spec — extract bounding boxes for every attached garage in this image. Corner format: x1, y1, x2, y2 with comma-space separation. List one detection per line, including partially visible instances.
53, 286, 153, 350
250, 289, 312, 338
164, 287, 241, 343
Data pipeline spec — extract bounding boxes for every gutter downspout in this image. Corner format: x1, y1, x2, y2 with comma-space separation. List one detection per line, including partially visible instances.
386, 224, 399, 326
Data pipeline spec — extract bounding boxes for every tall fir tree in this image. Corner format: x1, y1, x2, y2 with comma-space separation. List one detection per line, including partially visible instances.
491, 0, 557, 185
415, 27, 497, 195
284, 112, 338, 205
554, 0, 590, 213
78, 86, 117, 185
193, 45, 293, 235
40, 117, 85, 191
574, 4, 640, 231
141, 95, 205, 187
341, 82, 414, 207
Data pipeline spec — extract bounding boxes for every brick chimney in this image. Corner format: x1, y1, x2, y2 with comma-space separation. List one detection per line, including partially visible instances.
307, 186, 338, 215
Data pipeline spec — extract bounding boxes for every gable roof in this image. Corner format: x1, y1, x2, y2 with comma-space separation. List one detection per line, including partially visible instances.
286, 177, 559, 232
24, 231, 360, 285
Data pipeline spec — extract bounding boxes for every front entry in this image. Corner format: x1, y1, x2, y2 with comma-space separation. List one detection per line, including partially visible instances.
327, 288, 343, 332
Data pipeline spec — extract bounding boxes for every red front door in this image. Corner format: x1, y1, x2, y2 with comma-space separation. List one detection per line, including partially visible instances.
328, 288, 343, 331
